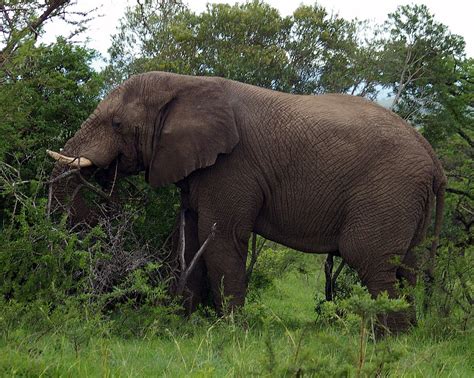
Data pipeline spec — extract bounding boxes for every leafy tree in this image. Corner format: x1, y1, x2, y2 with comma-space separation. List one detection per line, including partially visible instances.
378, 5, 466, 116
288, 4, 373, 95
105, 0, 187, 88
107, 0, 382, 97
356, 5, 473, 323
107, 0, 294, 90
0, 0, 95, 67
0, 0, 102, 171
432, 58, 473, 319
422, 58, 473, 145
178, 1, 294, 89
0, 39, 102, 164
0, 1, 102, 225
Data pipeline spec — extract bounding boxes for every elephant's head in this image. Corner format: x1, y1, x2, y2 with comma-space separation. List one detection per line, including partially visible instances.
48, 72, 239, 219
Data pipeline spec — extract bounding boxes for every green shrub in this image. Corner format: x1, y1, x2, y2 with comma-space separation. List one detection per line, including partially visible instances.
0, 196, 96, 303
246, 244, 300, 299
0, 164, 181, 337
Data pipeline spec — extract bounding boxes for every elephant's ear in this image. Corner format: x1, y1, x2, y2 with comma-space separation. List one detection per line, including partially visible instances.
148, 78, 239, 188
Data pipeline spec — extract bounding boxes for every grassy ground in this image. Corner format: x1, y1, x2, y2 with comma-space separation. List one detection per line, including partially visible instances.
1, 253, 472, 377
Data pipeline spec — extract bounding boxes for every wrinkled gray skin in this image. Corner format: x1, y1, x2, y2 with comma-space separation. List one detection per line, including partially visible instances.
50, 72, 446, 333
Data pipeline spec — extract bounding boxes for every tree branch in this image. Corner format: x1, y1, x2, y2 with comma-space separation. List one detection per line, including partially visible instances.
28, 0, 69, 39
176, 221, 217, 296
390, 47, 412, 110
457, 128, 474, 149
447, 187, 474, 201
246, 233, 266, 284
76, 172, 113, 202
178, 209, 186, 274
46, 168, 80, 184
1, 0, 69, 63
0, 0, 96, 68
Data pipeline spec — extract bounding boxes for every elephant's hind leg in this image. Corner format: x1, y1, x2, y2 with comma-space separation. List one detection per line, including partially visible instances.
364, 269, 413, 335
397, 248, 418, 319
338, 221, 418, 334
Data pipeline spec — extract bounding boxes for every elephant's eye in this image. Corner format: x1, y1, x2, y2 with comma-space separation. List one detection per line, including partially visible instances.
112, 119, 121, 130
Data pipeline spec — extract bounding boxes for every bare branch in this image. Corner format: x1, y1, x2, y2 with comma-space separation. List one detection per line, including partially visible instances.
1, 0, 68, 62
46, 168, 80, 184
28, 0, 69, 39
76, 172, 113, 202
108, 160, 119, 196
47, 183, 53, 218
246, 233, 266, 284
176, 222, 217, 296
390, 47, 412, 109
332, 259, 345, 287
178, 209, 186, 274
0, 0, 97, 68
325, 254, 346, 301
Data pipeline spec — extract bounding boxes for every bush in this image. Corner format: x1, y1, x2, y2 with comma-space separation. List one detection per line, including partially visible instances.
246, 244, 301, 299
0, 162, 181, 336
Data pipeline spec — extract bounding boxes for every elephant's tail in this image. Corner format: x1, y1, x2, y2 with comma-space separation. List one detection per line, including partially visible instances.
428, 176, 446, 281
410, 129, 447, 305
424, 169, 447, 310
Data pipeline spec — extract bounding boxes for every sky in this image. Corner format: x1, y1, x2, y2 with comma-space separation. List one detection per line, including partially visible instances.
43, 0, 474, 62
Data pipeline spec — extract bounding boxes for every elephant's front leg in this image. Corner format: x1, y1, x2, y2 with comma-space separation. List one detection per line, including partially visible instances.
199, 220, 251, 313
193, 171, 262, 313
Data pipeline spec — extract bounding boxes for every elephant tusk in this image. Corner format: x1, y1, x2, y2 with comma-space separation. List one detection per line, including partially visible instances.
46, 150, 93, 168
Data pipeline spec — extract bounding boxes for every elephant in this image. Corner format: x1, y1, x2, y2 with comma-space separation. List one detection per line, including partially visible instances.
47, 71, 446, 333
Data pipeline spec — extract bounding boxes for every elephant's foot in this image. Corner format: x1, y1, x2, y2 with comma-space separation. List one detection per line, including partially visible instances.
375, 308, 415, 337
363, 272, 417, 336
180, 281, 211, 315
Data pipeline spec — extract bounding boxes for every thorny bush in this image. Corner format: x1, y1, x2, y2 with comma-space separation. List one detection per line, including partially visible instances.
0, 161, 181, 330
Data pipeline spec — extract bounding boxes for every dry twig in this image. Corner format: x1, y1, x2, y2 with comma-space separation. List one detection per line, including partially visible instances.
246, 233, 266, 284
176, 212, 216, 295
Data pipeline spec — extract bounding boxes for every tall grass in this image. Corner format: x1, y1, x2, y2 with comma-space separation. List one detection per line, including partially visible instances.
1, 252, 472, 377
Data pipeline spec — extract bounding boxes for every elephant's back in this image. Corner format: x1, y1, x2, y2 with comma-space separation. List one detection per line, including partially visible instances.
297, 93, 409, 136
230, 82, 438, 189
292, 93, 434, 166
230, 83, 438, 181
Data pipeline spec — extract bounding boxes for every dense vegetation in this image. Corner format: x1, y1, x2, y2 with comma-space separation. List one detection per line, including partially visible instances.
0, 0, 472, 375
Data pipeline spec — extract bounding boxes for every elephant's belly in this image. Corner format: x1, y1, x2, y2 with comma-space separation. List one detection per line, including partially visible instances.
253, 211, 339, 254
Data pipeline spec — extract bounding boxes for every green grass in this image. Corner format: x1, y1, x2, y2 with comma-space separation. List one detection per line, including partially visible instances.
1, 253, 473, 377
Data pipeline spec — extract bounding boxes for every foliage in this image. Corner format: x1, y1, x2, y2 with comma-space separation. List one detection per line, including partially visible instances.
0, 38, 103, 228
0, 0, 100, 174
0, 163, 179, 338
106, 0, 377, 96
288, 4, 372, 95
0, 38, 102, 169
106, 0, 295, 90
379, 5, 466, 119
0, 0, 95, 66
246, 244, 304, 299
0, 188, 93, 303
1, 253, 472, 376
